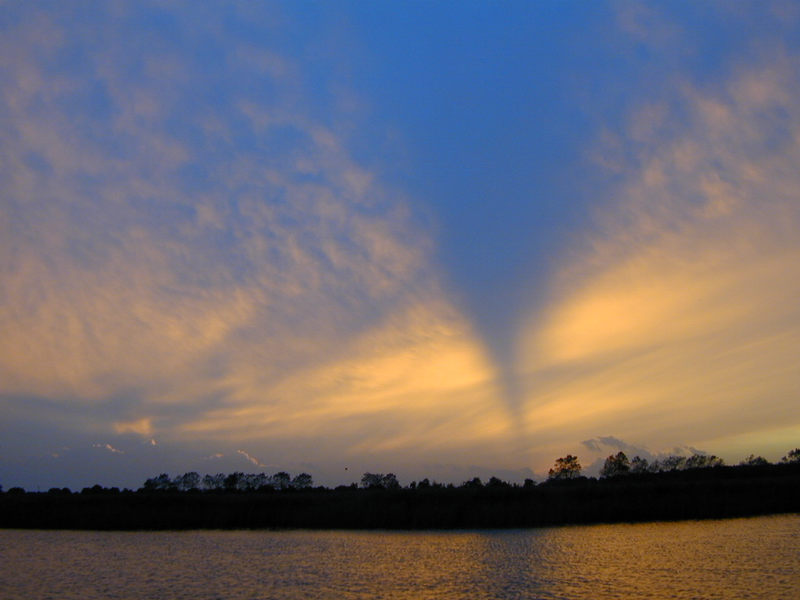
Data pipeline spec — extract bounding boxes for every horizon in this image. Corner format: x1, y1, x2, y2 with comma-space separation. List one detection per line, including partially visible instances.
2, 2, 800, 492
7, 445, 799, 493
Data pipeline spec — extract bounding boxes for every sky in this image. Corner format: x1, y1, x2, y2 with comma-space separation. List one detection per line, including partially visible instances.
2, 1, 800, 490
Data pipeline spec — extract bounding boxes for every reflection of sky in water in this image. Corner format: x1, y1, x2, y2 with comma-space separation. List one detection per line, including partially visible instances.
2, 515, 799, 599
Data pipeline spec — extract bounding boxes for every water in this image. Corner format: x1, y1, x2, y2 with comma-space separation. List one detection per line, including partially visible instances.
1, 515, 798, 599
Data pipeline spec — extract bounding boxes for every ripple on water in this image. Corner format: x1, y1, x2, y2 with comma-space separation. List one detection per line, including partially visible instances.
1, 514, 798, 599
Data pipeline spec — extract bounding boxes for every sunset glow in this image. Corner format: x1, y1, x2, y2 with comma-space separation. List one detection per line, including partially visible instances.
2, 2, 799, 489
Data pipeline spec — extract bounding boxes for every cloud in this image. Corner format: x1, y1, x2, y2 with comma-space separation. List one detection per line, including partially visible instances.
50, 447, 70, 459
0, 5, 513, 475
579, 437, 715, 477
179, 298, 511, 461
93, 443, 124, 455
114, 419, 154, 437
518, 53, 800, 464
615, 2, 681, 50
237, 450, 266, 468
581, 436, 653, 459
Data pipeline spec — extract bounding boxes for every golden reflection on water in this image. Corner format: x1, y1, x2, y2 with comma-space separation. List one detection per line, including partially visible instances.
1, 515, 798, 599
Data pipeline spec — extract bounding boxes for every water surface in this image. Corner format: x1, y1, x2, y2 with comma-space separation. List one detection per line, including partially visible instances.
1, 514, 798, 599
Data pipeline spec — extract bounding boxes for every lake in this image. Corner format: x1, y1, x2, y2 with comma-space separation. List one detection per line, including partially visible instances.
1, 514, 798, 599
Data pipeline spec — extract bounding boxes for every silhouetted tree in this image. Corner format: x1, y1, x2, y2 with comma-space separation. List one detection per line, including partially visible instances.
223, 472, 244, 492
382, 473, 400, 489
203, 473, 225, 491
143, 473, 174, 492
360, 472, 400, 489
650, 455, 685, 472
600, 452, 630, 478
361, 473, 383, 489
548, 455, 581, 480
248, 473, 271, 491
630, 455, 649, 473
650, 453, 723, 472
461, 477, 483, 489
174, 472, 201, 491
685, 454, 724, 469
740, 455, 769, 466
781, 448, 800, 463
271, 472, 291, 490
291, 473, 313, 489
487, 476, 511, 488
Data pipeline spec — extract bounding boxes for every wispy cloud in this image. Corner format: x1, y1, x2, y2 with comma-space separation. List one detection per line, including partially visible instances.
519, 53, 800, 464
0, 5, 511, 474
114, 419, 154, 437
50, 446, 70, 459
237, 450, 266, 468
615, 2, 682, 50
93, 443, 124, 455
580, 436, 648, 456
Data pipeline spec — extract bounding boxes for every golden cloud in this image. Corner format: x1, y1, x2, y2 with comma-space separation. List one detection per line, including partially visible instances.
0, 11, 513, 468
179, 298, 511, 453
113, 418, 154, 437
518, 57, 800, 463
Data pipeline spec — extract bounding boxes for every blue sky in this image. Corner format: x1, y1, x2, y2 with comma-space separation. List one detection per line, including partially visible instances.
2, 1, 800, 490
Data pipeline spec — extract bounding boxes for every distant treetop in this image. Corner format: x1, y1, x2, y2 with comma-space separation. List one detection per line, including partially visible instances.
548, 455, 582, 480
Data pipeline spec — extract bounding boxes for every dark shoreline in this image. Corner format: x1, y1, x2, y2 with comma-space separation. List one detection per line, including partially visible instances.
2, 463, 798, 531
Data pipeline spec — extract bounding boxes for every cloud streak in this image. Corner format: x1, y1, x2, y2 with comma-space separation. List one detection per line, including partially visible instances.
0, 4, 512, 481
519, 52, 800, 464
237, 450, 266, 468
93, 444, 124, 455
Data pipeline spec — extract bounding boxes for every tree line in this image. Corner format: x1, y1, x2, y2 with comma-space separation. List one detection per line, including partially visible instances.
1, 449, 798, 530
1, 448, 798, 496
141, 471, 314, 493
548, 448, 800, 480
